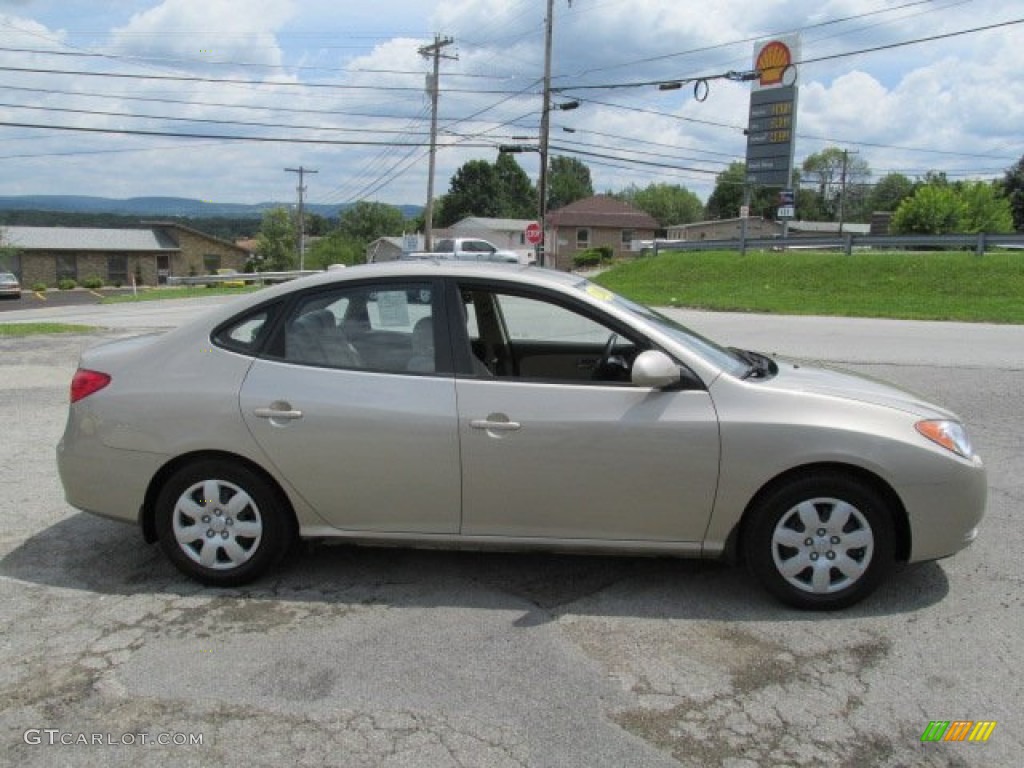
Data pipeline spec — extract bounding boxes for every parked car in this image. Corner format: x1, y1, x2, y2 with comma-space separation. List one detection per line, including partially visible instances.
57, 262, 985, 609
404, 237, 525, 264
0, 271, 21, 299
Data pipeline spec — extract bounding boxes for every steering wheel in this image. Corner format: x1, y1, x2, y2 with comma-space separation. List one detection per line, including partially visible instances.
592, 332, 619, 380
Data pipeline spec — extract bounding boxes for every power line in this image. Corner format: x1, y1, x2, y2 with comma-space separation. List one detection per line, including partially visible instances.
0, 120, 496, 148
0, 64, 532, 95
0, 101, 434, 138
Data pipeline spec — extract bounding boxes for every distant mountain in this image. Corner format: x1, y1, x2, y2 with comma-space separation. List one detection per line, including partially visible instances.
0, 195, 422, 220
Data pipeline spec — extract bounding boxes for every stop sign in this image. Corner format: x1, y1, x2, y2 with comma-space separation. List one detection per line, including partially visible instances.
525, 221, 543, 245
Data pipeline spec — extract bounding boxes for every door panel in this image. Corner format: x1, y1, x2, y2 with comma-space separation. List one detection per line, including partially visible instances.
457, 378, 720, 542
241, 362, 460, 533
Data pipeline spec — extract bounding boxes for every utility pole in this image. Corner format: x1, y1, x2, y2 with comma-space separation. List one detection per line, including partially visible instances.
285, 166, 317, 270
419, 35, 457, 251
837, 149, 858, 235
537, 0, 556, 268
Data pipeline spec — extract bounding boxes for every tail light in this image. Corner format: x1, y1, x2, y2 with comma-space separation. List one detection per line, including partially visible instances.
70, 369, 111, 403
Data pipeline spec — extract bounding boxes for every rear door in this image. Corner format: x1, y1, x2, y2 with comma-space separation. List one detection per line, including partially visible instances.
239, 279, 462, 533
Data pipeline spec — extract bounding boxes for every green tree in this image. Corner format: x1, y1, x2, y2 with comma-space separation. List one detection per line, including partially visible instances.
546, 156, 593, 211
801, 147, 872, 221
494, 152, 536, 219
617, 183, 702, 227
338, 201, 408, 243
868, 173, 915, 214
306, 231, 365, 268
705, 162, 746, 219
435, 159, 501, 227
958, 181, 1014, 233
1001, 154, 1024, 231
891, 185, 966, 234
892, 180, 1013, 235
705, 162, 777, 220
254, 207, 296, 271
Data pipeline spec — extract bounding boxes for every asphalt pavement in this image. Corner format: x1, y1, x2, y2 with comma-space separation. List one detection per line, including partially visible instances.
1, 297, 1021, 767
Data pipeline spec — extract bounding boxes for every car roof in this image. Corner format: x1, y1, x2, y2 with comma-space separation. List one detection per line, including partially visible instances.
279, 262, 584, 294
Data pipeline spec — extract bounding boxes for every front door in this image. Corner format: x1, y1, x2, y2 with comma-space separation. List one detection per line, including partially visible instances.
454, 285, 720, 543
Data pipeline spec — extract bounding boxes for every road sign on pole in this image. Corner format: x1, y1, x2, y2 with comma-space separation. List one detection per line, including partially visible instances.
525, 221, 543, 245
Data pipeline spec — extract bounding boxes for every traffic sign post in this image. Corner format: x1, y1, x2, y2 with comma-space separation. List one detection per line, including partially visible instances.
525, 221, 543, 245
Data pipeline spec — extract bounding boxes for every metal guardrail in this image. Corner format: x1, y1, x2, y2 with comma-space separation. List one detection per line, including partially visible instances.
645, 232, 1024, 257
166, 270, 322, 286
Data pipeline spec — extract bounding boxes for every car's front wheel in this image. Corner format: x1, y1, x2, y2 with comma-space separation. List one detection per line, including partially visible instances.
154, 460, 294, 586
744, 471, 895, 610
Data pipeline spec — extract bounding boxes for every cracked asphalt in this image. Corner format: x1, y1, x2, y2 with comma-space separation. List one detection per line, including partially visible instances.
1, 301, 1021, 767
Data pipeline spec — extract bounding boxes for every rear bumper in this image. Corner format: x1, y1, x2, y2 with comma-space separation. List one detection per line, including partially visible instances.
57, 436, 164, 526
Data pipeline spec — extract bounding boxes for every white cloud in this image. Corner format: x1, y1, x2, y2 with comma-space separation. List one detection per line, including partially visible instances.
109, 0, 297, 67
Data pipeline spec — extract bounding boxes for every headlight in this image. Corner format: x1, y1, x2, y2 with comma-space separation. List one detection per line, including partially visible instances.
915, 420, 974, 459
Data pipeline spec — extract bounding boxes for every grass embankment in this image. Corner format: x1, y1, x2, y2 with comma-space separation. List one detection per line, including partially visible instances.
102, 285, 259, 304
0, 323, 97, 336
595, 250, 1024, 324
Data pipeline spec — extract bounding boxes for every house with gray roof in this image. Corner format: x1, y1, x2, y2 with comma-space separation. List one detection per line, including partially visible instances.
0, 222, 250, 287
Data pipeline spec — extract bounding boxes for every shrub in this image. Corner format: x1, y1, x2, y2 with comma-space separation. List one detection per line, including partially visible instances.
58, 279, 77, 290
81, 276, 104, 289
31, 282, 47, 292
573, 247, 614, 268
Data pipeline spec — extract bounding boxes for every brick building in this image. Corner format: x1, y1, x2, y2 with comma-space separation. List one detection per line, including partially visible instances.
0, 222, 250, 287
544, 195, 659, 270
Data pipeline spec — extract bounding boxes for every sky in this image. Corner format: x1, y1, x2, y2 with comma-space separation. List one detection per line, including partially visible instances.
0, 0, 1021, 216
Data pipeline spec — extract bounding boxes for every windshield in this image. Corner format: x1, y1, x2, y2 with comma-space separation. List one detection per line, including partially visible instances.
575, 280, 747, 375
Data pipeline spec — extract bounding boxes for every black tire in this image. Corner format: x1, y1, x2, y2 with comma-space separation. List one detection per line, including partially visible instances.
744, 472, 895, 610
155, 460, 294, 587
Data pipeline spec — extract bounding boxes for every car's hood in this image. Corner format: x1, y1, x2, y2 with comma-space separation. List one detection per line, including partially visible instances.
758, 356, 958, 419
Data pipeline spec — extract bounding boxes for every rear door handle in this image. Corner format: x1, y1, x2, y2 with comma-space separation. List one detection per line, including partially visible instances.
254, 404, 304, 421
470, 418, 521, 432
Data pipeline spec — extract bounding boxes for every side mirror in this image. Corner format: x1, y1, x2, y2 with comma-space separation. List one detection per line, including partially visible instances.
631, 350, 682, 389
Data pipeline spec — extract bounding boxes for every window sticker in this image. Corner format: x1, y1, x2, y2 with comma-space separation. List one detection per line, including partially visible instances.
376, 291, 412, 327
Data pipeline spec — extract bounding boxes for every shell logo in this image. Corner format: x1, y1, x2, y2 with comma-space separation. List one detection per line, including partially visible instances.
756, 41, 792, 87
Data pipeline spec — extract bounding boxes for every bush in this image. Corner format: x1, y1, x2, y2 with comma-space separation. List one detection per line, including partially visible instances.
81, 276, 104, 289
573, 247, 614, 269
58, 279, 77, 290
31, 282, 47, 292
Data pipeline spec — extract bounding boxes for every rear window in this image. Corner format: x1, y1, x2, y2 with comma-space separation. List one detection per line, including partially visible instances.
212, 306, 277, 355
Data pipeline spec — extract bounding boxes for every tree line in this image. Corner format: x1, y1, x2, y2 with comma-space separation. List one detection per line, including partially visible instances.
9, 146, 1021, 273
255, 148, 1022, 270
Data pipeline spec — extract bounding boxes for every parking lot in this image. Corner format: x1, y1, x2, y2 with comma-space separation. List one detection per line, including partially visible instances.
1, 298, 1021, 767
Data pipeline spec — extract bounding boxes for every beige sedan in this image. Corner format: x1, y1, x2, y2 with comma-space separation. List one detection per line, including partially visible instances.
57, 262, 985, 609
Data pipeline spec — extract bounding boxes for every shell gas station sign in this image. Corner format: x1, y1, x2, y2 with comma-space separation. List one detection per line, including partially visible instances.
745, 35, 800, 188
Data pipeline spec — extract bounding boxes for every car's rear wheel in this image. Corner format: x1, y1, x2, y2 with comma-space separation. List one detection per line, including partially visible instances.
744, 472, 894, 610
155, 460, 293, 586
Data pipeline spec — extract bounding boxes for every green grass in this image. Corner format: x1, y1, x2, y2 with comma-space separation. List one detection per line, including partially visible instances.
0, 323, 98, 336
595, 250, 1024, 324
102, 285, 261, 303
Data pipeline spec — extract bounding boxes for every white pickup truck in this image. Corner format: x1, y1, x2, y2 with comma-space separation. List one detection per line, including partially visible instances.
403, 238, 529, 264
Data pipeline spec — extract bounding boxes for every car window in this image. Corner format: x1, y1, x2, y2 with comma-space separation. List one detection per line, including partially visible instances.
460, 287, 641, 383
276, 282, 437, 373
212, 306, 276, 355
497, 293, 610, 344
